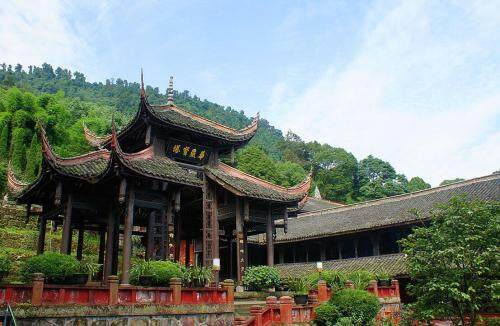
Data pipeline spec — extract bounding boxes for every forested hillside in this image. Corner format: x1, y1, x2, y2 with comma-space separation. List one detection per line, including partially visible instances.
0, 63, 432, 203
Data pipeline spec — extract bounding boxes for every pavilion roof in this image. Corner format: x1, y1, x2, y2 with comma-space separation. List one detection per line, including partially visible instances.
275, 254, 408, 278
9, 127, 204, 200
272, 173, 500, 243
205, 163, 312, 202
83, 99, 259, 148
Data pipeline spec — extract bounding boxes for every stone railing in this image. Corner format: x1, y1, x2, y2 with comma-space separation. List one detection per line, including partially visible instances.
0, 274, 234, 307
235, 279, 402, 325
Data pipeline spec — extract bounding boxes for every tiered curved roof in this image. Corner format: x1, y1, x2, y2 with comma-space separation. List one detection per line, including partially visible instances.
84, 99, 259, 149
206, 163, 311, 203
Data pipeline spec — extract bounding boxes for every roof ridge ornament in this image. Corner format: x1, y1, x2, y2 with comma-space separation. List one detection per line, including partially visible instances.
167, 76, 174, 105
140, 68, 146, 99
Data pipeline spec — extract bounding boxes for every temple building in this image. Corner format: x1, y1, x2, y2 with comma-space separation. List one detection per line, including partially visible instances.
7, 74, 311, 285
6, 74, 500, 294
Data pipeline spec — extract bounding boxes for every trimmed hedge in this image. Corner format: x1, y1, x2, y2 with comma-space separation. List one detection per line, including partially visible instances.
20, 252, 80, 284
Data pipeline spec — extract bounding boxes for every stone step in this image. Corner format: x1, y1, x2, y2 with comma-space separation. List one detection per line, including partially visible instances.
234, 300, 266, 317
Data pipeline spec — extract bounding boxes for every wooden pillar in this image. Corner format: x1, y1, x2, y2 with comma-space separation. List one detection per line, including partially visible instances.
320, 244, 326, 261
235, 197, 245, 285
371, 234, 380, 256
354, 239, 359, 258
37, 216, 47, 254
98, 229, 106, 266
266, 204, 274, 266
212, 183, 220, 281
166, 194, 175, 260
60, 193, 73, 254
278, 247, 285, 264
76, 220, 85, 261
121, 185, 135, 284
104, 207, 115, 281
338, 240, 343, 259
174, 212, 182, 261
146, 211, 155, 260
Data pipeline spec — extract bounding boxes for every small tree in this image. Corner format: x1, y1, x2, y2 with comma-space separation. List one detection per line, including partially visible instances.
401, 196, 500, 325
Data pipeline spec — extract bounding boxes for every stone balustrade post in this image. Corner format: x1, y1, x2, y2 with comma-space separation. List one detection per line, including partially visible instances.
223, 279, 235, 303
31, 273, 44, 306
345, 280, 354, 289
108, 275, 119, 306
279, 296, 293, 324
369, 280, 378, 297
308, 293, 318, 306
171, 277, 182, 305
391, 279, 400, 298
317, 280, 328, 302
266, 295, 278, 307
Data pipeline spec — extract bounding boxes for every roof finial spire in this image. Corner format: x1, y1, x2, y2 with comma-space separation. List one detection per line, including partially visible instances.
167, 76, 174, 105
140, 68, 146, 98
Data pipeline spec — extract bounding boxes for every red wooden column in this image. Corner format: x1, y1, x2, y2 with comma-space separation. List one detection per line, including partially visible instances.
60, 193, 73, 254
121, 185, 135, 284
266, 204, 274, 266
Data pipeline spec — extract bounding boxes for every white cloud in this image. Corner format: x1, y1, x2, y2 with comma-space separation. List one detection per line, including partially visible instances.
0, 0, 91, 77
274, 0, 500, 185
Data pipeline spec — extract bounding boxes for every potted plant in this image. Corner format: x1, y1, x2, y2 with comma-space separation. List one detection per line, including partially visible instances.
130, 260, 184, 287
0, 254, 12, 282
76, 260, 102, 284
376, 271, 391, 287
131, 260, 155, 286
182, 266, 212, 288
288, 277, 310, 305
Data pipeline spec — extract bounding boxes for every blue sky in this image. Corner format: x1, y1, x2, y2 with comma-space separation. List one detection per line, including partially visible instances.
1, 0, 499, 185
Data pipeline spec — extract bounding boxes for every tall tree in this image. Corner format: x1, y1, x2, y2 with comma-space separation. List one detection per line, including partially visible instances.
439, 178, 465, 186
401, 197, 500, 325
408, 176, 431, 192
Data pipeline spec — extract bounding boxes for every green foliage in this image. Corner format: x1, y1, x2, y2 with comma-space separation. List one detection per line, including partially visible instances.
375, 271, 390, 281
315, 302, 341, 326
400, 196, 500, 325
130, 260, 184, 286
182, 266, 212, 288
358, 155, 408, 200
329, 289, 381, 325
407, 177, 431, 192
0, 254, 13, 274
307, 270, 347, 291
346, 270, 375, 290
20, 252, 80, 284
243, 265, 280, 290
79, 260, 101, 279
439, 178, 465, 186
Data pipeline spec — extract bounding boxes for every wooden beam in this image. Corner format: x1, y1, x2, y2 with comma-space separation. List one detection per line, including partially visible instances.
243, 199, 250, 222
121, 186, 135, 284
60, 193, 73, 254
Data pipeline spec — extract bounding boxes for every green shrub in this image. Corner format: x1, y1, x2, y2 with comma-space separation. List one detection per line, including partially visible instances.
307, 270, 347, 291
329, 289, 381, 325
182, 266, 212, 287
315, 302, 340, 325
20, 252, 79, 284
130, 260, 184, 286
243, 265, 280, 290
0, 254, 12, 275
346, 270, 375, 290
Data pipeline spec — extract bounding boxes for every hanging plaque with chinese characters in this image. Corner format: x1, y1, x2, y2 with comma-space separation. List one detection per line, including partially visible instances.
166, 139, 211, 165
